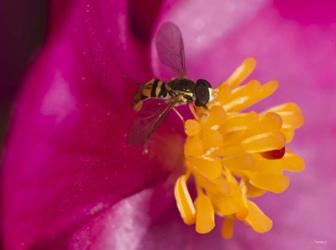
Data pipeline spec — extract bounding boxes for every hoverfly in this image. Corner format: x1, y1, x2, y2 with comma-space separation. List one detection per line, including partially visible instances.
128, 22, 212, 145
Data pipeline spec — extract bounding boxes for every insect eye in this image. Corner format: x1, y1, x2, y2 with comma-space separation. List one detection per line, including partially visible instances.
197, 79, 212, 88
194, 80, 211, 106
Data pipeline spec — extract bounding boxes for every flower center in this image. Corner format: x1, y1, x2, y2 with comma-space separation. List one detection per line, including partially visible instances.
174, 58, 304, 239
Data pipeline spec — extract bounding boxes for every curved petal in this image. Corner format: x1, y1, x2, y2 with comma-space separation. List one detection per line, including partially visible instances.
2, 0, 183, 249
19, 182, 173, 250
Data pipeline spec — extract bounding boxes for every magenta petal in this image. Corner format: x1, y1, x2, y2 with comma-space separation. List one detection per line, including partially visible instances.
2, 0, 174, 249
147, 1, 336, 249
152, 0, 268, 80
274, 0, 336, 25
68, 182, 174, 250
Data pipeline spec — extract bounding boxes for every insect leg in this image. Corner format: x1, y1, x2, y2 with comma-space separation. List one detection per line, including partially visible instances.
172, 107, 184, 122
188, 103, 198, 119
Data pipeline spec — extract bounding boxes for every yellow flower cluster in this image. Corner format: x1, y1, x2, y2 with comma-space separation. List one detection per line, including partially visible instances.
174, 58, 304, 239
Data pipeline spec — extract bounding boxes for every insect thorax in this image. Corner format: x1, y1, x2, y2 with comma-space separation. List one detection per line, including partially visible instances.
166, 79, 195, 103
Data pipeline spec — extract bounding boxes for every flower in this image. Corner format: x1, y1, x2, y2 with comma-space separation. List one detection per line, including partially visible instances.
175, 58, 304, 238
2, 0, 335, 249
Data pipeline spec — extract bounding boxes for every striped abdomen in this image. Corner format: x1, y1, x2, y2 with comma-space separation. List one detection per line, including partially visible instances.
133, 79, 169, 111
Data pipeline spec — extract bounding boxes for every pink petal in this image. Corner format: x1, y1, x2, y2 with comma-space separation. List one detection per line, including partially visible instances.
274, 0, 336, 25
68, 182, 174, 250
147, 1, 336, 249
3, 0, 183, 249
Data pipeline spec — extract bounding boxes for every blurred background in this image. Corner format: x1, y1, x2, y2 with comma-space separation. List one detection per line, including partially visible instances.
0, 0, 48, 147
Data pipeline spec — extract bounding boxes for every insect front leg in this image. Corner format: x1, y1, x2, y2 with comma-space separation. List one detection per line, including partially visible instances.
172, 108, 184, 122
188, 103, 198, 119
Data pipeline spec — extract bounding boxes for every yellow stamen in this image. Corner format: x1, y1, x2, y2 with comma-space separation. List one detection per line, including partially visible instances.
185, 119, 201, 136
245, 201, 273, 233
266, 102, 304, 143
221, 217, 234, 239
249, 173, 290, 193
184, 136, 203, 157
189, 157, 222, 180
225, 57, 256, 88
173, 58, 304, 239
241, 132, 286, 153
195, 194, 215, 234
174, 175, 195, 225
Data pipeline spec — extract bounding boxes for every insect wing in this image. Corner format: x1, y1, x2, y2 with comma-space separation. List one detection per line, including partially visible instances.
128, 101, 176, 145
155, 22, 186, 77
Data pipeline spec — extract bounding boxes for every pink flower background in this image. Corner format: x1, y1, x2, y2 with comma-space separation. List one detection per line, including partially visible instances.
2, 0, 336, 249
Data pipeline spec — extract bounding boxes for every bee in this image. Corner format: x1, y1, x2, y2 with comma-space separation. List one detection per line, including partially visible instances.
128, 22, 212, 145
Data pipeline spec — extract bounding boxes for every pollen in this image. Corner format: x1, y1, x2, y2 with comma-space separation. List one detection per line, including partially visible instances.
174, 58, 305, 239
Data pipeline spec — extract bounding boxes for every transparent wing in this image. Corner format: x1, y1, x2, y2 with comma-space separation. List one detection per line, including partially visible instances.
128, 100, 177, 145
155, 22, 186, 77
